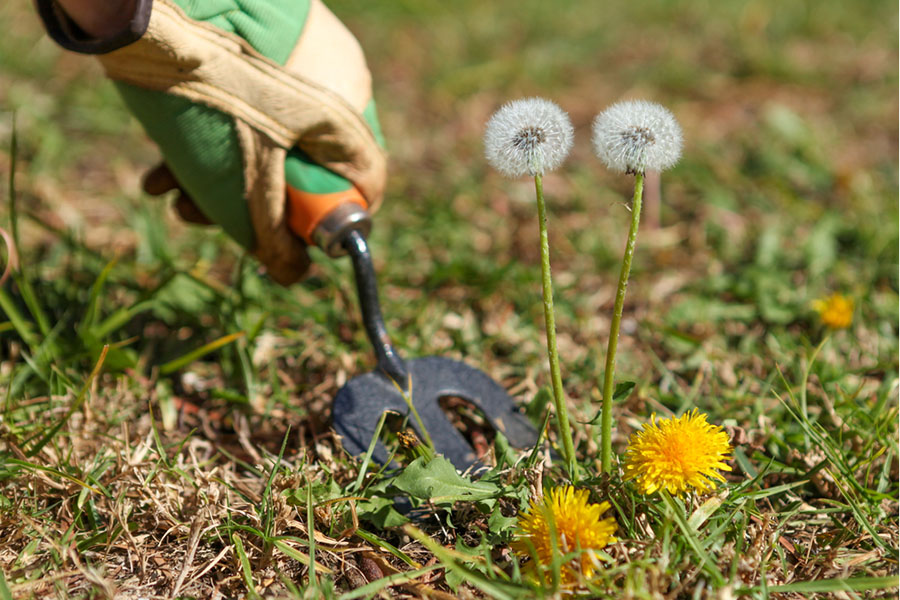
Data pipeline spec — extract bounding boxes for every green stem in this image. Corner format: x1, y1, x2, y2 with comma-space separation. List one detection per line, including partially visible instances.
601, 171, 644, 474
391, 375, 435, 453
799, 333, 830, 449
533, 173, 576, 478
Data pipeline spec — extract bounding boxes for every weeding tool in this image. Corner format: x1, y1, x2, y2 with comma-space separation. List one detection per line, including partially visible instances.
285, 150, 538, 470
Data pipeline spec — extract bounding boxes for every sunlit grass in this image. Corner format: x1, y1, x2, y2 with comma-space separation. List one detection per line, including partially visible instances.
0, 0, 897, 597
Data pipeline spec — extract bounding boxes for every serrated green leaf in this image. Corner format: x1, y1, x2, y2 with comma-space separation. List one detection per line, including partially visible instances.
357, 494, 409, 529
488, 507, 518, 534
392, 456, 498, 505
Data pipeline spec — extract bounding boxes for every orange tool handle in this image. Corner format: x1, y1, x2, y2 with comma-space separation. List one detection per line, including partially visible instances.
284, 149, 368, 246
286, 186, 367, 246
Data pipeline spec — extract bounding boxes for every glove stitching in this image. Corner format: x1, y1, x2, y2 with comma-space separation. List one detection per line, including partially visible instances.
140, 0, 381, 154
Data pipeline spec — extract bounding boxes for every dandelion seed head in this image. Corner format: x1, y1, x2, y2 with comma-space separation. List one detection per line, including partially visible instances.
511, 486, 617, 586
624, 409, 732, 497
812, 293, 854, 329
484, 97, 574, 178
592, 99, 683, 174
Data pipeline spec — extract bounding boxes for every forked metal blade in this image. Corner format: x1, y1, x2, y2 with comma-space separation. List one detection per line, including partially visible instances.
332, 356, 538, 471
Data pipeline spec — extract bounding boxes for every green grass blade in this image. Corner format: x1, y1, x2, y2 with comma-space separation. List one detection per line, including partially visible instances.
732, 447, 758, 479
0, 566, 11, 600
27, 345, 109, 457
246, 311, 268, 343
336, 564, 443, 600
159, 331, 245, 375
6, 114, 17, 253
306, 476, 318, 589
353, 529, 419, 569
349, 411, 389, 494
741, 575, 898, 594
0, 287, 37, 348
6, 458, 102, 494
404, 524, 522, 600
525, 403, 553, 470
261, 427, 290, 542
662, 492, 726, 587
4, 117, 50, 340
9, 265, 51, 345
79, 257, 118, 334
828, 471, 893, 553
272, 540, 332, 575
231, 533, 260, 600
740, 478, 809, 500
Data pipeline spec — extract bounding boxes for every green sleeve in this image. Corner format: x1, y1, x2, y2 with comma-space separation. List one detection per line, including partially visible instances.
118, 0, 311, 249
118, 0, 385, 248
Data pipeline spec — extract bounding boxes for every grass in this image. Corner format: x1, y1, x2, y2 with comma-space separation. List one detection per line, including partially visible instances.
1, 0, 898, 597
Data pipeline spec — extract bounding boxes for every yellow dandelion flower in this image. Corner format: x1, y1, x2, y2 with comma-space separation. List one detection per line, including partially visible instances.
511, 486, 617, 586
812, 293, 854, 329
624, 409, 732, 497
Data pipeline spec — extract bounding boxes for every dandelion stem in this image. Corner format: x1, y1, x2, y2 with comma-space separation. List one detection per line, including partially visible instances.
533, 173, 576, 478
601, 171, 644, 474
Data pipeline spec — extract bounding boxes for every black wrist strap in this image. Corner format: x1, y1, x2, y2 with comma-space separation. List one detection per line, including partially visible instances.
35, 0, 153, 55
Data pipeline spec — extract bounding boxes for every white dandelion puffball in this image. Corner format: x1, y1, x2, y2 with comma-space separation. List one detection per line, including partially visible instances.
484, 97, 574, 178
592, 100, 683, 174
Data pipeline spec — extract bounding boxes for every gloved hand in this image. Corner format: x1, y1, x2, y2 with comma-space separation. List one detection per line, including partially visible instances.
37, 0, 386, 284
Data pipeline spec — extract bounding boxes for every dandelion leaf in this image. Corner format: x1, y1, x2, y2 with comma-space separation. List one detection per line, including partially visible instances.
392, 456, 498, 506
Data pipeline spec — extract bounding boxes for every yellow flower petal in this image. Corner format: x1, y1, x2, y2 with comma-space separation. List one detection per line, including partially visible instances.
813, 293, 854, 329
511, 486, 617, 587
624, 409, 732, 497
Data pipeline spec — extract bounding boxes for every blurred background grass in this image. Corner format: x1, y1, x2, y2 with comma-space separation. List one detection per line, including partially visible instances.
0, 0, 897, 595
0, 0, 897, 435
0, 0, 897, 446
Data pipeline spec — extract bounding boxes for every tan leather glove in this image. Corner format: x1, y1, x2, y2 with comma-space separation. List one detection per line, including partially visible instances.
38, 0, 387, 284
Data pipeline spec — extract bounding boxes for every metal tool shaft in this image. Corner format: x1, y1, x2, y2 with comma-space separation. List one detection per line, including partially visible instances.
341, 229, 409, 385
